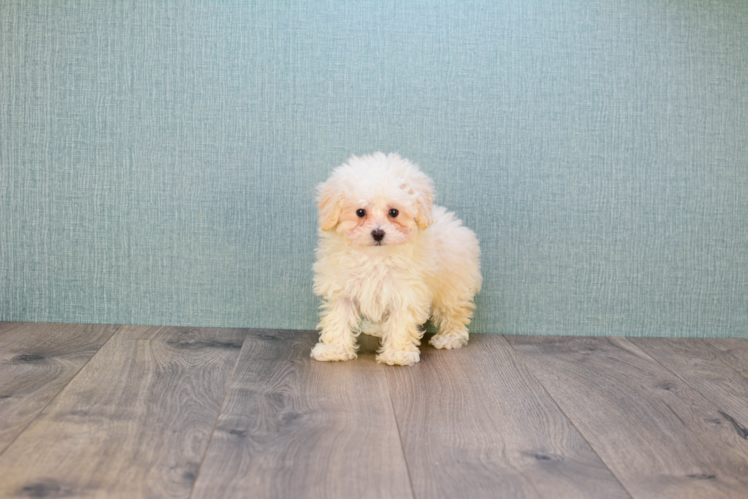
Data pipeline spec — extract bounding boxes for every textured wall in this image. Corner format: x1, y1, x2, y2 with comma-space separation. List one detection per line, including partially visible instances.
1, 1, 746, 337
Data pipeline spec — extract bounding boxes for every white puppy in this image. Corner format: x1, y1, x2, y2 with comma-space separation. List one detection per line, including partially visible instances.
311, 153, 482, 366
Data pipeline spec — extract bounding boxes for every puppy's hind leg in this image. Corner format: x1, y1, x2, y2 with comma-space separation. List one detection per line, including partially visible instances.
430, 298, 475, 350
312, 298, 359, 362
359, 318, 382, 337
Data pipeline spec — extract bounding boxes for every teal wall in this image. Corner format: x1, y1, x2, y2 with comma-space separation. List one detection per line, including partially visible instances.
1, 1, 746, 337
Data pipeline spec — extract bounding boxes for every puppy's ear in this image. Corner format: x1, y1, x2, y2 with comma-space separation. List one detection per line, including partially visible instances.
317, 180, 342, 231
405, 170, 434, 231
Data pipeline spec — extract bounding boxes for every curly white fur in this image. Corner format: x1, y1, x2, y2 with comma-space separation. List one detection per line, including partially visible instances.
312, 153, 482, 366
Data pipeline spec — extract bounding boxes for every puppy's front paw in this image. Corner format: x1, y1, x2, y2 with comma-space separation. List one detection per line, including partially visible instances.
430, 332, 468, 350
311, 342, 357, 362
376, 349, 420, 366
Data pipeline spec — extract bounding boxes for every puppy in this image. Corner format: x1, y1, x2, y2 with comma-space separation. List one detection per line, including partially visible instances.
311, 153, 482, 366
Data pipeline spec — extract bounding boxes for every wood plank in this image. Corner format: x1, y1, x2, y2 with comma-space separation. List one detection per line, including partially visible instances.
191, 330, 413, 499
704, 338, 748, 376
631, 338, 748, 429
0, 322, 118, 455
0, 325, 246, 498
507, 336, 748, 498
386, 333, 629, 498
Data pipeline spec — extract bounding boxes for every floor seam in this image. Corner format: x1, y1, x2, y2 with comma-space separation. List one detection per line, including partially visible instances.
630, 338, 748, 426
0, 323, 123, 459
502, 334, 635, 499
188, 328, 249, 499
703, 338, 748, 374
384, 366, 417, 499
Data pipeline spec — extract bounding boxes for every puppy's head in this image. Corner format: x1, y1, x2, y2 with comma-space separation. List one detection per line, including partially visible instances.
317, 152, 434, 247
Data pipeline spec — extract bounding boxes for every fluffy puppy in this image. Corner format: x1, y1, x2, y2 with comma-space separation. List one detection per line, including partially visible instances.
311, 152, 482, 366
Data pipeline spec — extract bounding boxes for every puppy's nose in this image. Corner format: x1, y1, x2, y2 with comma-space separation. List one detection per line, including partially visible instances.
371, 229, 385, 242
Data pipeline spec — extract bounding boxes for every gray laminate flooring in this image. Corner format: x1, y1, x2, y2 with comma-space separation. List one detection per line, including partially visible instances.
0, 322, 746, 498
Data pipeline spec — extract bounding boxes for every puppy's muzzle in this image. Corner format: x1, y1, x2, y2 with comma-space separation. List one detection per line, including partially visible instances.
371, 229, 385, 244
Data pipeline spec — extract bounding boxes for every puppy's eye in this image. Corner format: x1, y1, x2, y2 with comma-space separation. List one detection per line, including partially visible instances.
389, 208, 399, 218
356, 209, 366, 218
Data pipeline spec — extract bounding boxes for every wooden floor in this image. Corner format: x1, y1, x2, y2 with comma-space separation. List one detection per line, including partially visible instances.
0, 323, 746, 498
